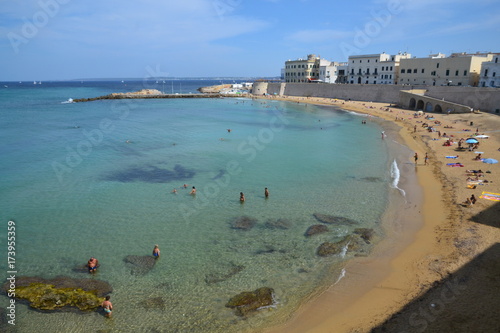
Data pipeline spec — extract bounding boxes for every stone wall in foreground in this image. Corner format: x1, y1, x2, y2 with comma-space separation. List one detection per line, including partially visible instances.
252, 82, 500, 113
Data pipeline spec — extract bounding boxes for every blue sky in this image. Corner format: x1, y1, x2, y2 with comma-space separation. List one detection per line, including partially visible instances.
1, 0, 499, 81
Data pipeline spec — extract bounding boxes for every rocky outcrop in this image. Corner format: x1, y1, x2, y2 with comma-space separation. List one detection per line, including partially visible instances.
111, 89, 162, 96
230, 216, 257, 231
124, 255, 157, 275
2, 276, 112, 311
317, 238, 350, 257
313, 213, 358, 225
305, 224, 329, 237
226, 287, 275, 316
198, 84, 231, 93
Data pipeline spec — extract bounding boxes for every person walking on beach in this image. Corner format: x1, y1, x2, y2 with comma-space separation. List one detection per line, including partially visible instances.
87, 257, 99, 274
264, 187, 269, 198
152, 244, 160, 258
240, 192, 245, 203
102, 296, 113, 318
424, 153, 429, 165
414, 153, 418, 165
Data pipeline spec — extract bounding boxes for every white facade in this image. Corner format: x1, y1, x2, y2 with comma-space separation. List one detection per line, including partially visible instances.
347, 52, 411, 85
319, 61, 347, 83
479, 54, 500, 87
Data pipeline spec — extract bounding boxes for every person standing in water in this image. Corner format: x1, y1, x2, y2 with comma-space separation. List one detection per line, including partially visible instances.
190, 186, 196, 195
240, 192, 245, 202
87, 257, 99, 274
264, 187, 269, 198
152, 245, 160, 258
102, 296, 113, 318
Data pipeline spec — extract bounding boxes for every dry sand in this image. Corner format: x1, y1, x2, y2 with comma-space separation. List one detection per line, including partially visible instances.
257, 95, 500, 333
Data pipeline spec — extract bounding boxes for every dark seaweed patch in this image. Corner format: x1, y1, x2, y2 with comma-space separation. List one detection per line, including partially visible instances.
104, 164, 195, 183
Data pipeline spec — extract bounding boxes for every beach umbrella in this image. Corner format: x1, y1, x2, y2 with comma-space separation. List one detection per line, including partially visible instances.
475, 135, 489, 139
483, 158, 498, 164
465, 138, 479, 144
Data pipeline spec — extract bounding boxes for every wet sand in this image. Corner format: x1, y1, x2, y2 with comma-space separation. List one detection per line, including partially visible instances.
259, 95, 500, 332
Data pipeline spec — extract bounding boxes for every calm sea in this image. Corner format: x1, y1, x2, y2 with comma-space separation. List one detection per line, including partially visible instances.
0, 80, 411, 332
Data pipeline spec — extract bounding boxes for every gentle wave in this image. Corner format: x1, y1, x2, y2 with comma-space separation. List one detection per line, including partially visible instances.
334, 268, 346, 285
390, 159, 406, 197
61, 98, 74, 104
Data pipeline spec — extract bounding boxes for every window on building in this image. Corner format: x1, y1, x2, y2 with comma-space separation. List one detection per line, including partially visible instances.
421, 69, 425, 73
360, 60, 362, 63
431, 71, 436, 76
464, 70, 467, 76
389, 75, 392, 79
373, 81, 376, 84
494, 72, 497, 77
496, 57, 498, 63
375, 59, 378, 62
401, 69, 405, 73
366, 69, 370, 74
458, 82, 462, 86
368, 60, 370, 62
485, 69, 489, 76
455, 70, 459, 76
413, 69, 417, 73
390, 66, 393, 70
445, 69, 450, 76
351, 69, 354, 74
437, 63, 440, 68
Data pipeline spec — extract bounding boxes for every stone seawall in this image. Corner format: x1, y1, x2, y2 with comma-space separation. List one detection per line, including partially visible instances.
252, 82, 500, 113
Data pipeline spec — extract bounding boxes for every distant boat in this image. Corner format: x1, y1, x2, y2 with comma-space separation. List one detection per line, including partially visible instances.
39, 81, 42, 84
33, 81, 37, 85
121, 80, 125, 83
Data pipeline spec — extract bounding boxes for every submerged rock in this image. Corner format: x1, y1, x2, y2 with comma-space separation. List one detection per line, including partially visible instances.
354, 228, 375, 244
360, 176, 383, 182
317, 237, 350, 257
313, 213, 357, 225
226, 287, 275, 316
205, 263, 245, 285
264, 218, 292, 230
230, 216, 257, 231
124, 255, 157, 275
304, 224, 329, 237
139, 297, 166, 310
2, 276, 112, 311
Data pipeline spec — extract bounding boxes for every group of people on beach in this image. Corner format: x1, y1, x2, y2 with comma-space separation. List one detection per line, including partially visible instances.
85, 244, 161, 318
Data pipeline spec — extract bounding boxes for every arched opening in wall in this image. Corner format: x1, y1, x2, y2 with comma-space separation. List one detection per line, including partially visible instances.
357, 77, 361, 84
425, 102, 433, 112
434, 104, 443, 113
409, 98, 416, 109
416, 100, 424, 110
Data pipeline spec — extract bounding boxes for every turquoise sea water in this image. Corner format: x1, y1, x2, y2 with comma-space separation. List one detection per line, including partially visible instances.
0, 81, 406, 332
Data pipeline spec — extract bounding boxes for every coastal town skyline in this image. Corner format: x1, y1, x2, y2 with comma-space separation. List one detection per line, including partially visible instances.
1, 0, 499, 81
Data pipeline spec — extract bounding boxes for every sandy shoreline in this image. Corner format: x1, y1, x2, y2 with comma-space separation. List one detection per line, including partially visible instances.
258, 95, 500, 332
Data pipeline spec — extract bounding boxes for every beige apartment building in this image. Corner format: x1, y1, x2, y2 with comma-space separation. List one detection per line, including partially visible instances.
398, 52, 495, 87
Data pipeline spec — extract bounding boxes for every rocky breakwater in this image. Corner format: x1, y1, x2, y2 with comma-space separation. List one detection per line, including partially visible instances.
73, 89, 221, 102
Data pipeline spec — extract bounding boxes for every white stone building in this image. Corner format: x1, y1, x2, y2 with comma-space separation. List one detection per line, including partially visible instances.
479, 54, 500, 87
347, 52, 411, 85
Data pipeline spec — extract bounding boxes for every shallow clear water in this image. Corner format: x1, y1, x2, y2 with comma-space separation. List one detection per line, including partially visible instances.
0, 81, 395, 332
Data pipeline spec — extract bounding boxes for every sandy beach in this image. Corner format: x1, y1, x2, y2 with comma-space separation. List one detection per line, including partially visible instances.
260, 95, 500, 332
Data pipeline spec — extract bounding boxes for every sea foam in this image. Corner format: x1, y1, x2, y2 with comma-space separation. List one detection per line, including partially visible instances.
390, 159, 406, 197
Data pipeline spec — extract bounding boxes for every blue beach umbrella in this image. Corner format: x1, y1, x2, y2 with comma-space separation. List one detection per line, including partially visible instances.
465, 138, 479, 144
482, 158, 498, 164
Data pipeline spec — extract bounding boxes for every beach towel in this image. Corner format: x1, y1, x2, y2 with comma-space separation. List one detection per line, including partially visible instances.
446, 156, 459, 159
479, 192, 500, 201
